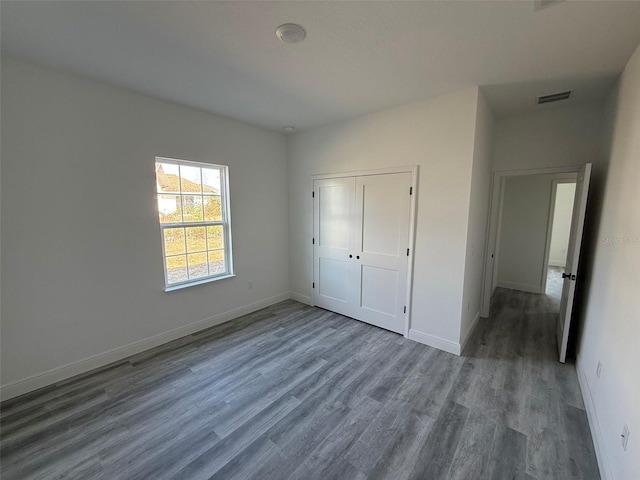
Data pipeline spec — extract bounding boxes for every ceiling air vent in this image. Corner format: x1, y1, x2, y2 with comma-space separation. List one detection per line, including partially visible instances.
537, 91, 571, 105
534, 0, 564, 11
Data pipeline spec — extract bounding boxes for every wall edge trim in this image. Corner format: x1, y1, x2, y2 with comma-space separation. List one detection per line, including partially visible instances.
576, 357, 612, 480
290, 292, 313, 305
496, 280, 543, 294
0, 292, 291, 401
460, 311, 481, 353
408, 329, 461, 355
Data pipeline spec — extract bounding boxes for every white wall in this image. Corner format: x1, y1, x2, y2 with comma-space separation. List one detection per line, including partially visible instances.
489, 102, 608, 304
575, 42, 640, 480
493, 102, 606, 175
497, 174, 555, 293
0, 57, 290, 397
288, 88, 480, 352
548, 182, 576, 267
460, 90, 494, 346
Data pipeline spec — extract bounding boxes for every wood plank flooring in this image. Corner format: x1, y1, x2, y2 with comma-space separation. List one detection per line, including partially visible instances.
0, 289, 599, 479
546, 266, 564, 299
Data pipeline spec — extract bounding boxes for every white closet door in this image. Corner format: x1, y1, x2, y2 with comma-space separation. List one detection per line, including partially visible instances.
313, 172, 413, 334
313, 177, 357, 318
353, 173, 412, 333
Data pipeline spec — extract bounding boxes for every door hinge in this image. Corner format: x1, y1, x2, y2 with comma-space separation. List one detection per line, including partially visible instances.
409, 187, 413, 195
406, 248, 410, 256
312, 238, 315, 245
312, 191, 315, 198
312, 282, 315, 289
403, 306, 407, 314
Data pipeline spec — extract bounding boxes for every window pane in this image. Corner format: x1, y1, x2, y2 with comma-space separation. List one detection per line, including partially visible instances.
185, 226, 206, 253
181, 195, 204, 222
163, 228, 186, 256
208, 249, 226, 275
202, 168, 221, 194
204, 196, 222, 222
206, 225, 224, 249
180, 165, 202, 194
166, 255, 187, 284
158, 195, 182, 223
156, 163, 180, 193
156, 159, 232, 288
188, 253, 208, 279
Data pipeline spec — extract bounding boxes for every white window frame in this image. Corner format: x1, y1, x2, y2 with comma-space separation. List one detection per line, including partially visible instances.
155, 156, 234, 291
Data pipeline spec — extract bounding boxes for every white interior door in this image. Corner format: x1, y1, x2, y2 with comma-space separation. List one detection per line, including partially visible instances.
557, 163, 592, 363
313, 177, 357, 318
354, 173, 412, 333
313, 172, 412, 335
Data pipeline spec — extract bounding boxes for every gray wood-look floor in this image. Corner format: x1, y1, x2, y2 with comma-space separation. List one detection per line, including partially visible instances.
546, 266, 564, 302
1, 287, 599, 480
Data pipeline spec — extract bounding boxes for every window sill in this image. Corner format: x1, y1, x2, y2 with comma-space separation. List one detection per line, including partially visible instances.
164, 273, 236, 293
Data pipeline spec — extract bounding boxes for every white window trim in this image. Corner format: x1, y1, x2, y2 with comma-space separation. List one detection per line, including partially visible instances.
155, 156, 234, 291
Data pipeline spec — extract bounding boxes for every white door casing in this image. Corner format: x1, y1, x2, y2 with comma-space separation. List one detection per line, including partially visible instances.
557, 163, 592, 363
313, 169, 415, 335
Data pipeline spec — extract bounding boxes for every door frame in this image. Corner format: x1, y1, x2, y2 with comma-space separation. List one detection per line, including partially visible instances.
480, 165, 586, 318
311, 165, 419, 338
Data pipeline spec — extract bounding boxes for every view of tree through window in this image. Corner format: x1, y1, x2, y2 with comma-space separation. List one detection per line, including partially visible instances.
155, 158, 232, 288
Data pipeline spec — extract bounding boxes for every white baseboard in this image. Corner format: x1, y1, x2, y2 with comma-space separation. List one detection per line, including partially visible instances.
576, 358, 611, 480
407, 329, 461, 355
460, 311, 481, 354
497, 280, 543, 294
290, 292, 313, 305
0, 292, 291, 401
548, 260, 566, 267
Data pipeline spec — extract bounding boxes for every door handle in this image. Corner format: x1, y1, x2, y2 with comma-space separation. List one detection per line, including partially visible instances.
356, 255, 360, 259
562, 273, 571, 279
349, 254, 353, 258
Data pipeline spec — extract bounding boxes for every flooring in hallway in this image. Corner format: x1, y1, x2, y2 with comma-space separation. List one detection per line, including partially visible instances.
546, 265, 565, 302
0, 290, 599, 479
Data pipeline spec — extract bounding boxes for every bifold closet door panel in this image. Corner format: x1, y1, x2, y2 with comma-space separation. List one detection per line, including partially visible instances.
313, 177, 357, 318
354, 172, 412, 333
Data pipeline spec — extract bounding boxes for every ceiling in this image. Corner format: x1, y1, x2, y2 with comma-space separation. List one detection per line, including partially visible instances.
2, 1, 640, 132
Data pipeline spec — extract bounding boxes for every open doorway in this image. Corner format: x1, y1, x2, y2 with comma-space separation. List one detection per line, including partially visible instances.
489, 172, 577, 302
544, 180, 577, 303
480, 165, 592, 363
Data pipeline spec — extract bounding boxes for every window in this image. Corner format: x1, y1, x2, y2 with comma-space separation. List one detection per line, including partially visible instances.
155, 157, 233, 290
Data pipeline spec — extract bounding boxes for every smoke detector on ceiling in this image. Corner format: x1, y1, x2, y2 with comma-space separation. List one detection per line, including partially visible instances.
537, 91, 572, 105
276, 24, 306, 44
